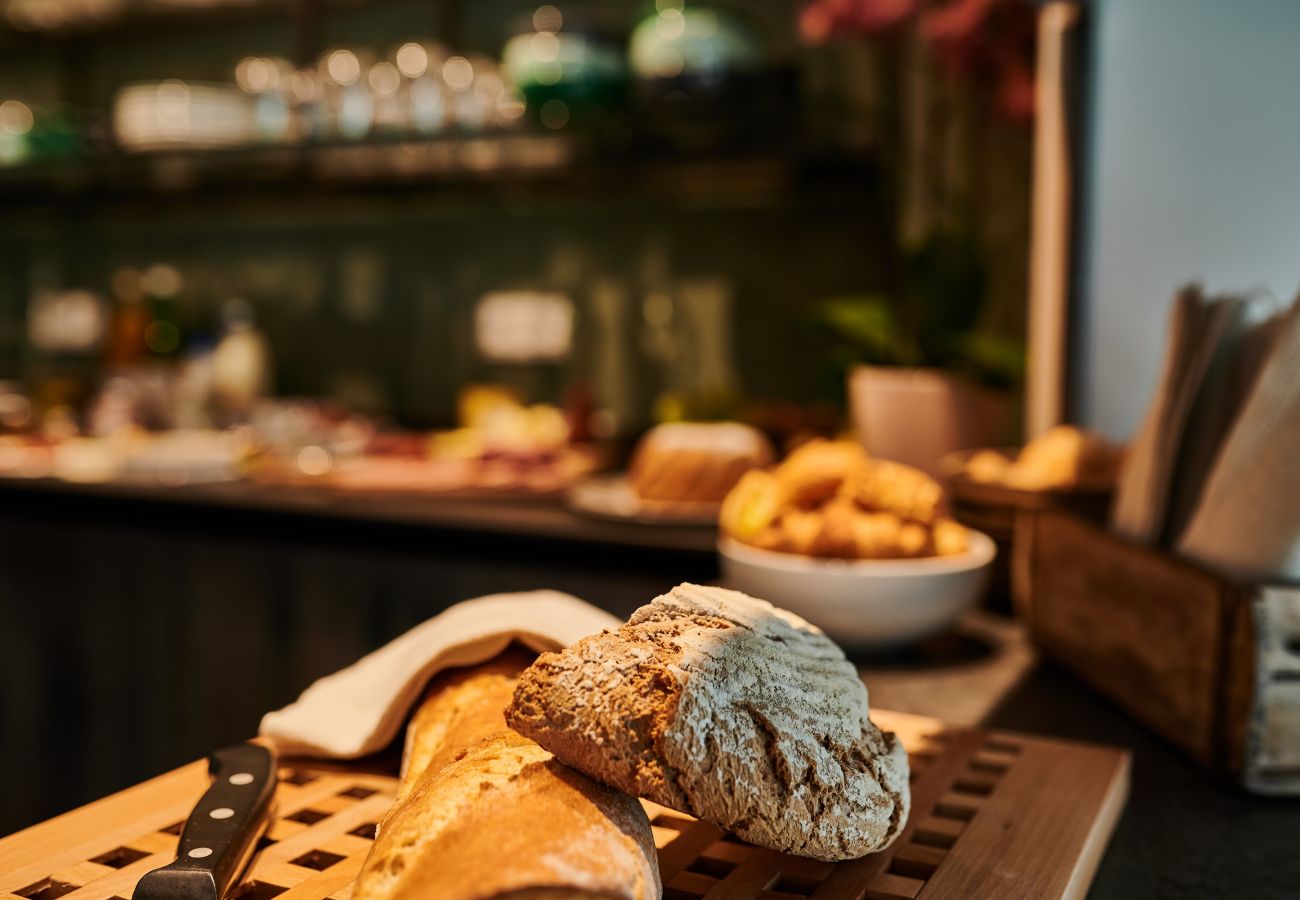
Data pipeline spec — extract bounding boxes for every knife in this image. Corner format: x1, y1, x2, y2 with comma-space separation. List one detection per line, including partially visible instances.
133, 742, 278, 900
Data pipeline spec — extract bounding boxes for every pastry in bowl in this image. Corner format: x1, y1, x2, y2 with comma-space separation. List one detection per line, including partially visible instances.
719, 438, 970, 561
628, 421, 774, 505
717, 439, 994, 647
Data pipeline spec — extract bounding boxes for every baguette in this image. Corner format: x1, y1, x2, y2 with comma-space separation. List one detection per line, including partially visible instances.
354, 648, 662, 900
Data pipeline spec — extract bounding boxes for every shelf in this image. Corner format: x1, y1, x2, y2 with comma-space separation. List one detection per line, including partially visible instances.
0, 0, 403, 49
0, 129, 882, 214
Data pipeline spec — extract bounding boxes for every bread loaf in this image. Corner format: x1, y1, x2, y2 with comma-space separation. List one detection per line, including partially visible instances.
506, 584, 910, 862
353, 649, 662, 900
628, 422, 773, 504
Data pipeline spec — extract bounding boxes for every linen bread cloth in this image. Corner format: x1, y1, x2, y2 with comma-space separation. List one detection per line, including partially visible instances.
259, 590, 620, 759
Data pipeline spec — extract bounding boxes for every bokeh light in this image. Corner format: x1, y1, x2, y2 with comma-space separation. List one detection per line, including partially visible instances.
532, 5, 563, 33
0, 100, 33, 136
530, 31, 561, 63
325, 49, 362, 86
539, 98, 569, 129
368, 61, 402, 97
442, 56, 475, 91
395, 42, 430, 79
141, 263, 182, 297
235, 57, 280, 94
290, 69, 322, 103
656, 7, 686, 40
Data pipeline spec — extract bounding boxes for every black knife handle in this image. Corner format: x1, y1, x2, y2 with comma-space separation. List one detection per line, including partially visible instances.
133, 743, 277, 900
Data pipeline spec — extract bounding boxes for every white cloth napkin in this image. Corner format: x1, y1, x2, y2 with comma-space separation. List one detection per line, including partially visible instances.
1179, 296, 1300, 581
259, 590, 620, 759
1111, 287, 1247, 543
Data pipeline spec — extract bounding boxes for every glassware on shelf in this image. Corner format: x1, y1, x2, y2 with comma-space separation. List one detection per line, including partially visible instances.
234, 56, 294, 144
0, 99, 33, 166
629, 2, 763, 83
502, 4, 628, 130
112, 80, 257, 151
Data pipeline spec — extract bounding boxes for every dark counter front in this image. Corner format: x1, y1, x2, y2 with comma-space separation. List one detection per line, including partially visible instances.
0, 478, 718, 835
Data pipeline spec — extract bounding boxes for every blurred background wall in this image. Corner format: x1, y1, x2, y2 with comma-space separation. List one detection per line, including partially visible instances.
0, 0, 1032, 434
1076, 0, 1300, 438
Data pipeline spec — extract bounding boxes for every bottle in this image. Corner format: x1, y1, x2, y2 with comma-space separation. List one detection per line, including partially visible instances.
103, 267, 149, 370
211, 299, 272, 425
141, 263, 185, 361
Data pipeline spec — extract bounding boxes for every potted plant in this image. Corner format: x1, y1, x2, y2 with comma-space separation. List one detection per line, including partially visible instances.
803, 0, 1034, 474
816, 231, 1024, 475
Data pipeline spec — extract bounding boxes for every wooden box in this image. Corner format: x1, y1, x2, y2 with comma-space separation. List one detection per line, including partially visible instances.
1017, 511, 1300, 794
942, 455, 1112, 612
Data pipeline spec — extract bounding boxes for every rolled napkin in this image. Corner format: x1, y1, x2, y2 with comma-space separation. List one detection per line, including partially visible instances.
1179, 296, 1300, 581
1111, 286, 1252, 544
260, 591, 660, 900
259, 590, 619, 758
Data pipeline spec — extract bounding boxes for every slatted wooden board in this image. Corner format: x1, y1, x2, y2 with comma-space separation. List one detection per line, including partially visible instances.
0, 710, 1129, 900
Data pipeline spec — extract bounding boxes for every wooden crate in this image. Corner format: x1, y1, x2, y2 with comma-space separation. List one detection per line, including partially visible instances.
0, 710, 1128, 900
1018, 511, 1300, 794
941, 456, 1112, 613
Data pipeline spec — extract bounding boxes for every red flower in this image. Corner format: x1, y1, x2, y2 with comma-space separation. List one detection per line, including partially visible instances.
800, 0, 918, 43
923, 0, 1000, 77
922, 0, 1036, 122
996, 59, 1035, 124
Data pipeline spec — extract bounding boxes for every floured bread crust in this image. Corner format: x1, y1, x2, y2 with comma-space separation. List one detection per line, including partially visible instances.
507, 584, 910, 861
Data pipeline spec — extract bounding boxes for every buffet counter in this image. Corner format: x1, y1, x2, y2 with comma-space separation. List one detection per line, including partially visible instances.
0, 476, 720, 556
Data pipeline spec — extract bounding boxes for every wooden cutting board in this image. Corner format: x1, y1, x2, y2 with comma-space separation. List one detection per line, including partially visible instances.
0, 710, 1129, 900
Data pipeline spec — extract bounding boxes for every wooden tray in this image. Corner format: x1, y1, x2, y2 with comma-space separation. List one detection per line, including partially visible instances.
0, 710, 1129, 900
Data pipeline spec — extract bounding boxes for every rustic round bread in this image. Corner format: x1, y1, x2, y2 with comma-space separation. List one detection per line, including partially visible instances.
506, 583, 910, 861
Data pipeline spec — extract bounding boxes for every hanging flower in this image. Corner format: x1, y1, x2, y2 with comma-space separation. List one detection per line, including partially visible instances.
921, 0, 1036, 122
800, 0, 919, 44
995, 58, 1036, 124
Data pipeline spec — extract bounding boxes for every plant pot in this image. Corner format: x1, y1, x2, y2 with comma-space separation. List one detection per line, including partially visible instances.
848, 365, 1017, 477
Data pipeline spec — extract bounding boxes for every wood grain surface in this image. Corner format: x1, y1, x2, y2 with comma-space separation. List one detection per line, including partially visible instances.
0, 709, 1129, 900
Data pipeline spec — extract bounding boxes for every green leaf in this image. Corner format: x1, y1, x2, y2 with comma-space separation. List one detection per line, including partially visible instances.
811, 296, 918, 366
947, 332, 1027, 388
905, 231, 986, 359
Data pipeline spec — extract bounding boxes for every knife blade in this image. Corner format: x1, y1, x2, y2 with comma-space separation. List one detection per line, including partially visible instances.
133, 742, 277, 900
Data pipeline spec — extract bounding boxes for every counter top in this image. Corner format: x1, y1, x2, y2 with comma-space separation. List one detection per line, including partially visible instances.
989, 663, 1300, 899
0, 475, 720, 556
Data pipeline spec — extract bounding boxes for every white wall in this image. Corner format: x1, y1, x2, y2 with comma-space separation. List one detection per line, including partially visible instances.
1076, 0, 1300, 438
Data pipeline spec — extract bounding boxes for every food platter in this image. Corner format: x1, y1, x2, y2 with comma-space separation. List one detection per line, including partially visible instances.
566, 474, 721, 526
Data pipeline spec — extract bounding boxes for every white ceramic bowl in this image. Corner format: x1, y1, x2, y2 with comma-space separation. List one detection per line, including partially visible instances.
718, 531, 996, 650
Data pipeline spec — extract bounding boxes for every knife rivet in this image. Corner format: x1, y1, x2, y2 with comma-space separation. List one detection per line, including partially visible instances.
188, 847, 214, 858
229, 772, 255, 785
210, 807, 235, 819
